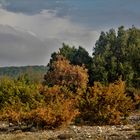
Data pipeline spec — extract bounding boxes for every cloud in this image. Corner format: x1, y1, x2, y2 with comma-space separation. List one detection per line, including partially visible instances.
0, 25, 49, 66
0, 0, 68, 15
0, 0, 140, 67
1, 0, 140, 29
0, 7, 99, 66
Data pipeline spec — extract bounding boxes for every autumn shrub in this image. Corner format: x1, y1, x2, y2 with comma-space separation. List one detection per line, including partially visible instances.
0, 75, 135, 128
44, 55, 89, 93
25, 99, 78, 129
0, 105, 23, 125
0, 77, 78, 129
0, 76, 44, 125
14, 85, 78, 129
126, 87, 140, 109
34, 85, 79, 129
77, 79, 134, 125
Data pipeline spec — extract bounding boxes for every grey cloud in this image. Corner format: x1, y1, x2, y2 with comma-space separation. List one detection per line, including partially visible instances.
0, 0, 140, 29
0, 25, 61, 66
0, 0, 68, 15
0, 7, 99, 66
0, 0, 140, 66
0, 25, 98, 66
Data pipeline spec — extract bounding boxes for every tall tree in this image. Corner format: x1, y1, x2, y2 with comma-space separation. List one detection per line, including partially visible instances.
127, 26, 140, 88
93, 29, 117, 84
93, 26, 140, 87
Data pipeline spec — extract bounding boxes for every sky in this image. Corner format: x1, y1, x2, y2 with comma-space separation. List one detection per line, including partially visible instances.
0, 0, 140, 66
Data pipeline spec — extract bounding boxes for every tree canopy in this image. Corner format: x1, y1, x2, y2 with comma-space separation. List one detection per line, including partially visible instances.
93, 26, 140, 88
47, 26, 140, 88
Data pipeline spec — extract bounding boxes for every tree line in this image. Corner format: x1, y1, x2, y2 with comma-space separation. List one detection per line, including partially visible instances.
49, 26, 140, 88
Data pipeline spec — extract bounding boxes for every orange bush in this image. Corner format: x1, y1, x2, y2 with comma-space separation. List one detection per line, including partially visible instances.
77, 79, 134, 125
0, 82, 79, 129
44, 55, 89, 93
34, 85, 79, 129
24, 99, 79, 129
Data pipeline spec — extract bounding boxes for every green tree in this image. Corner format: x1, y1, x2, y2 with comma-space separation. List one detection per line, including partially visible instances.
93, 29, 117, 84
93, 26, 140, 87
127, 26, 140, 88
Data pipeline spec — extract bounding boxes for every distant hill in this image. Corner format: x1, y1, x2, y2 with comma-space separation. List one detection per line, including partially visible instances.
0, 66, 47, 81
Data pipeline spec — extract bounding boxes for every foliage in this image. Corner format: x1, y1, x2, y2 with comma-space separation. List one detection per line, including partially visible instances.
77, 79, 134, 125
47, 27, 140, 109
25, 99, 78, 129
1, 26, 140, 129
93, 26, 140, 88
3, 76, 133, 127
44, 55, 89, 93
126, 87, 140, 109
48, 43, 94, 84
0, 66, 47, 83
25, 85, 78, 129
0, 76, 78, 129
0, 76, 43, 111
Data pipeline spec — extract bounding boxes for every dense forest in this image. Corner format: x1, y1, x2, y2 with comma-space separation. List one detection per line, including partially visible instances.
0, 26, 140, 129
0, 66, 47, 83
0, 65, 47, 78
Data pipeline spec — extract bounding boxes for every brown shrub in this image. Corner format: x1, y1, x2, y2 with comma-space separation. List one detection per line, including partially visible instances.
0, 84, 78, 129
33, 85, 79, 129
77, 79, 134, 125
44, 55, 89, 93
25, 99, 79, 129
